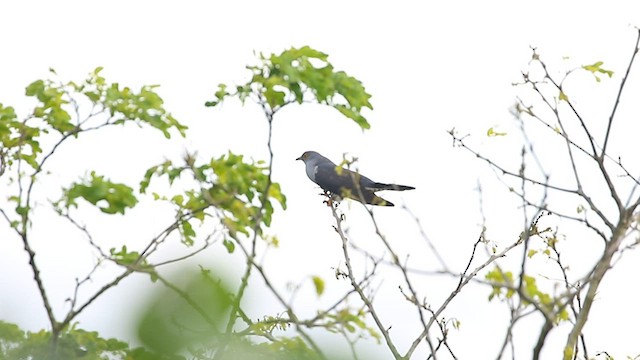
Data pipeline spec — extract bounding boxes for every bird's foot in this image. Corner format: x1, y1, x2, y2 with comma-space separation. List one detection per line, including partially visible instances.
321, 190, 339, 207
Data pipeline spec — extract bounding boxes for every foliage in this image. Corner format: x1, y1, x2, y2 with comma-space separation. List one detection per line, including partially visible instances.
0, 321, 174, 360
205, 46, 372, 129
0, 46, 373, 359
140, 151, 286, 243
137, 269, 232, 355
61, 171, 139, 215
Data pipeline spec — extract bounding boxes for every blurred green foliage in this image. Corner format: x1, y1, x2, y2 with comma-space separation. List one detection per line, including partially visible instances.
0, 320, 176, 360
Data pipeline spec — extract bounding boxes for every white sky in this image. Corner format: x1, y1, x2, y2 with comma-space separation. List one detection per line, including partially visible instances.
1, 1, 640, 359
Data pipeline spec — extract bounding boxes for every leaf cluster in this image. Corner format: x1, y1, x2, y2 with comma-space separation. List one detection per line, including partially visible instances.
140, 151, 286, 248
0, 321, 176, 360
206, 46, 372, 129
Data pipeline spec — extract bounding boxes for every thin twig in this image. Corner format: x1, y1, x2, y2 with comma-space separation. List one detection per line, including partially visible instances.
601, 27, 640, 156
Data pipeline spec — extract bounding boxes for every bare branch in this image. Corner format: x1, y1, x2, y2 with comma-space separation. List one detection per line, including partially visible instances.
601, 27, 640, 156
402, 205, 451, 272
330, 203, 403, 359
407, 228, 522, 358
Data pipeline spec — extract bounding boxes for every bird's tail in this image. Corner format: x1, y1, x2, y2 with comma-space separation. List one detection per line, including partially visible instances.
374, 183, 415, 191
371, 195, 395, 206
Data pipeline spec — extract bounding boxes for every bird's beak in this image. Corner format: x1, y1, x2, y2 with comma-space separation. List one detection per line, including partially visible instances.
295, 156, 303, 161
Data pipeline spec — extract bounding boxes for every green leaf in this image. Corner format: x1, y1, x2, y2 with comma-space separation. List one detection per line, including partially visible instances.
263, 80, 287, 108
110, 245, 140, 266
557, 308, 570, 322
140, 160, 179, 193
582, 61, 614, 81
63, 171, 138, 214
487, 127, 507, 137
311, 276, 325, 296
25, 80, 45, 97
222, 238, 235, 253
179, 220, 195, 246
332, 70, 372, 108
485, 267, 514, 300
15, 206, 29, 217
204, 83, 230, 107
0, 103, 17, 123
171, 194, 184, 206
334, 104, 371, 130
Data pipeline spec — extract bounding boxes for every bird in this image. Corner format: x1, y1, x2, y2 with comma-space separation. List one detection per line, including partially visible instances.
296, 151, 415, 206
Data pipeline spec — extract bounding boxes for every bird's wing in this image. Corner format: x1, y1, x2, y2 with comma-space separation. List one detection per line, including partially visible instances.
314, 163, 376, 195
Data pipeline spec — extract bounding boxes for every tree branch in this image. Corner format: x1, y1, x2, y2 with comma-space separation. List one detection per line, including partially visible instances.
329, 203, 403, 360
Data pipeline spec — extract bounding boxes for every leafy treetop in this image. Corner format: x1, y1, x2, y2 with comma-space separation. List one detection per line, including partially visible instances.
206, 46, 373, 129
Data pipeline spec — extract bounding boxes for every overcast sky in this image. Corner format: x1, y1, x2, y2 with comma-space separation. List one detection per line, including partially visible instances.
1, 1, 640, 359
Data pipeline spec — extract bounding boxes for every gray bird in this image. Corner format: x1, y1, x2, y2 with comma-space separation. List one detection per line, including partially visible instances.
296, 151, 415, 206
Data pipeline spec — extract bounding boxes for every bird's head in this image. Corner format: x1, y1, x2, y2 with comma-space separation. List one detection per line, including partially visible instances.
296, 151, 317, 163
